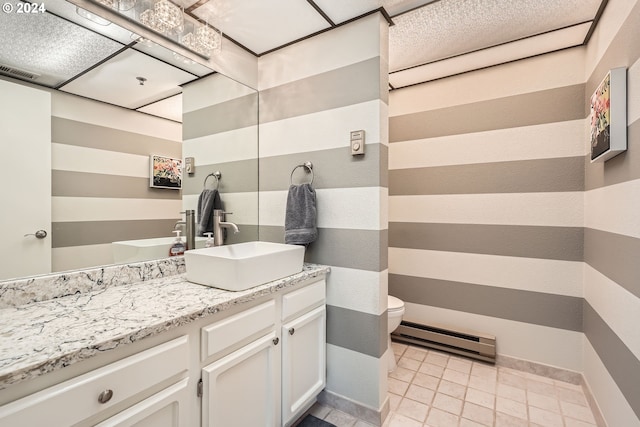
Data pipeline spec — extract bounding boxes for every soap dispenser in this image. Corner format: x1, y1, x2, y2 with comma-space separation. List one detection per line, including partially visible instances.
204, 232, 215, 248
169, 230, 186, 256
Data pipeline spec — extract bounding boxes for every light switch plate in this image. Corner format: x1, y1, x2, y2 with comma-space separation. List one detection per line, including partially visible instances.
350, 130, 365, 155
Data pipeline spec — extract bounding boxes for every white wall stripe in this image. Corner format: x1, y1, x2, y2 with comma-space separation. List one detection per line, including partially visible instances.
258, 14, 385, 91
183, 126, 258, 165
52, 197, 182, 222
404, 302, 584, 371
389, 248, 584, 297
259, 187, 386, 230
584, 264, 640, 360
585, 178, 640, 239
52, 91, 181, 141
52, 244, 114, 272
182, 192, 258, 225
259, 100, 384, 158
52, 143, 150, 178
583, 341, 640, 427
627, 56, 640, 125
326, 267, 388, 316
182, 74, 256, 114
389, 120, 587, 169
389, 192, 584, 227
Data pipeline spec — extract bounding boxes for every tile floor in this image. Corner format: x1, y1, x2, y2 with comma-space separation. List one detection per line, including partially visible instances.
308, 342, 599, 427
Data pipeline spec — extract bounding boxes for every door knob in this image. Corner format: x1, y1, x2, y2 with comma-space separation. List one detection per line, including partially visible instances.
24, 230, 47, 239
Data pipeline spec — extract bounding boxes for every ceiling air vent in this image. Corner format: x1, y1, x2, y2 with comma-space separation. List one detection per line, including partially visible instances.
0, 64, 40, 81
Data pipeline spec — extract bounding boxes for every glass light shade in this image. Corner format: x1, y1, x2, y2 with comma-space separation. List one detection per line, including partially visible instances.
140, 9, 170, 34
154, 0, 183, 30
195, 25, 220, 50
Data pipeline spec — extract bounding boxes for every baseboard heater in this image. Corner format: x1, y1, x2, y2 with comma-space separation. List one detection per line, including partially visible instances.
391, 320, 496, 363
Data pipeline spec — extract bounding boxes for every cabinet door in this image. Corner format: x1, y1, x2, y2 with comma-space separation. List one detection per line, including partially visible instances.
281, 306, 326, 425
202, 332, 280, 427
95, 378, 190, 427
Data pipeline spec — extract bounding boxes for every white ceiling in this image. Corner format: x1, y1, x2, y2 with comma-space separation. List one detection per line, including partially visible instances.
0, 0, 606, 122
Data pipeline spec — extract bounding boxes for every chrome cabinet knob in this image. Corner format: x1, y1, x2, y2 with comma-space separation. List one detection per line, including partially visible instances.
24, 230, 47, 239
97, 389, 114, 404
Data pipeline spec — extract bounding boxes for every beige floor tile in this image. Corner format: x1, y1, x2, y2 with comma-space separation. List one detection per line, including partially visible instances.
403, 346, 428, 362
557, 386, 588, 406
396, 398, 429, 422
425, 351, 449, 367
437, 379, 467, 400
561, 401, 597, 424
309, 403, 332, 419
495, 411, 528, 427
465, 387, 495, 409
497, 371, 527, 389
412, 372, 440, 390
405, 384, 435, 405
353, 420, 376, 427
397, 357, 421, 372
461, 401, 494, 426
442, 368, 469, 386
527, 390, 560, 412
471, 363, 497, 380
447, 357, 472, 374
432, 392, 463, 416
496, 396, 528, 420
387, 413, 423, 427
564, 417, 597, 427
419, 362, 445, 378
496, 383, 526, 403
425, 407, 460, 427
529, 406, 563, 427
392, 342, 408, 356
388, 377, 410, 396
459, 418, 486, 427
467, 374, 496, 394
526, 378, 557, 395
388, 392, 402, 411
390, 366, 416, 383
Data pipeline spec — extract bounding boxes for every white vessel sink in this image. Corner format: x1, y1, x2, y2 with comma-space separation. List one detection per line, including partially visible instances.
185, 241, 305, 291
112, 237, 206, 263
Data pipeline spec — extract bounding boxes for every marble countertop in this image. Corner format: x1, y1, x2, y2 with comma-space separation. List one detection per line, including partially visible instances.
0, 264, 329, 390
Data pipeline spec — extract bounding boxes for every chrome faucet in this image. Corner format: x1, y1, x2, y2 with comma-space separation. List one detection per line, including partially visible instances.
213, 209, 239, 246
175, 210, 196, 250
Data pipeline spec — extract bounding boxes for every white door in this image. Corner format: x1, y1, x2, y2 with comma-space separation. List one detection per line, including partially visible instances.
281, 306, 326, 426
0, 79, 51, 280
202, 332, 280, 427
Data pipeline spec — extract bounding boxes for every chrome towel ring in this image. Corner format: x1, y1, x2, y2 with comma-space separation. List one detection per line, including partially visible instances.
289, 161, 314, 185
204, 171, 222, 190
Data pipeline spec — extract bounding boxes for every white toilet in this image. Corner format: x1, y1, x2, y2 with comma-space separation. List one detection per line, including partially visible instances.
387, 295, 405, 372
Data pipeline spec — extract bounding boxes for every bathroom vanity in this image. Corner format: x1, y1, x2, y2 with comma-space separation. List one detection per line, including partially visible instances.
0, 259, 329, 427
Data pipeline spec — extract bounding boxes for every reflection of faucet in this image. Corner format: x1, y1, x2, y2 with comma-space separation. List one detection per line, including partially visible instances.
175, 210, 196, 250
213, 209, 239, 246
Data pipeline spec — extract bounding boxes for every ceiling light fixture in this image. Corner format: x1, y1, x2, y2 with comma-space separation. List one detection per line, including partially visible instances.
76, 6, 112, 26
136, 76, 147, 85
87, 0, 221, 58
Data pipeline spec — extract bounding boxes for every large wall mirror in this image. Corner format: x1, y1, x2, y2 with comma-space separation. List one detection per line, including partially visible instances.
0, 0, 258, 282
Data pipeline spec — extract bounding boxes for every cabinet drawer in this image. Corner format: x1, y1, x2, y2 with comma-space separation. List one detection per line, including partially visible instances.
282, 279, 326, 322
0, 336, 189, 427
201, 300, 276, 360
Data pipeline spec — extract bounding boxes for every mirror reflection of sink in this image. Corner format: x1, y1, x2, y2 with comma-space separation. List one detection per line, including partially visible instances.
185, 241, 305, 291
112, 237, 207, 263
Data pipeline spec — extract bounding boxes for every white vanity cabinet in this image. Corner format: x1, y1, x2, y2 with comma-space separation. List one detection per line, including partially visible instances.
199, 278, 326, 427
0, 336, 190, 427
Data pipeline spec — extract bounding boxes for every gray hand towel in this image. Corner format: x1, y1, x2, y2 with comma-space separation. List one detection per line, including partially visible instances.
285, 183, 318, 245
197, 189, 222, 236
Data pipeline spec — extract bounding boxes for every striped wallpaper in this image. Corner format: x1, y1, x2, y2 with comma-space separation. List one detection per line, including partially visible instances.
50, 90, 182, 272
182, 73, 259, 243
257, 13, 389, 424
389, 0, 640, 425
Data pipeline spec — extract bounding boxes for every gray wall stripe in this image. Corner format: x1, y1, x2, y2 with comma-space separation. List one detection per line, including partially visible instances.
585, 118, 640, 191
52, 117, 181, 157
259, 57, 384, 124
583, 301, 640, 419
326, 305, 387, 358
182, 93, 258, 140
389, 274, 583, 331
389, 84, 585, 142
389, 223, 584, 261
52, 219, 179, 247
52, 170, 180, 199
260, 226, 388, 272
389, 156, 584, 195
584, 228, 640, 299
182, 159, 259, 194
259, 144, 388, 191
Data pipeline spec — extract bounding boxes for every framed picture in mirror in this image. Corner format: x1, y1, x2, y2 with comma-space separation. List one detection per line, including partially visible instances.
150, 155, 182, 189
590, 67, 627, 163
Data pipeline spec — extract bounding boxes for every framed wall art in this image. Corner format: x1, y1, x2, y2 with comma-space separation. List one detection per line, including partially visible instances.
150, 155, 182, 189
590, 67, 627, 162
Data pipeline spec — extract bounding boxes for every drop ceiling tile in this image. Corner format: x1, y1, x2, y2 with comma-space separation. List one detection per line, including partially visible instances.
0, 0, 124, 87
60, 49, 196, 109
192, 0, 331, 54
389, 0, 602, 72
138, 93, 183, 122
389, 22, 591, 88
